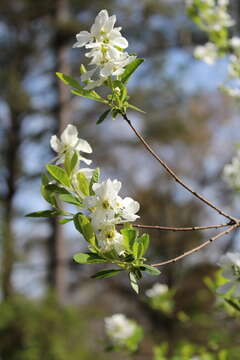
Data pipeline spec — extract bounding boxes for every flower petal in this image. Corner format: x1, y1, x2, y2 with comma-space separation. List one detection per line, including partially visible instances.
60, 124, 78, 147
111, 36, 128, 49
103, 15, 116, 33
73, 31, 92, 47
76, 138, 92, 153
50, 135, 61, 153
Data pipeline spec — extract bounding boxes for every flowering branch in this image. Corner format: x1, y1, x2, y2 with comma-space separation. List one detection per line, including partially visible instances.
121, 112, 237, 223
151, 223, 239, 267
28, 7, 240, 293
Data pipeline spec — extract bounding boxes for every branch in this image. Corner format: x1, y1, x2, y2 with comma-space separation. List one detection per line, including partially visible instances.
121, 112, 237, 223
151, 223, 239, 267
132, 223, 230, 231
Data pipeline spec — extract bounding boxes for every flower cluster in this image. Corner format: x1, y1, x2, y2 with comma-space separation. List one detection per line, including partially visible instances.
105, 314, 135, 344
83, 179, 140, 255
218, 252, 240, 296
73, 9, 136, 90
28, 124, 159, 292
146, 283, 168, 298
50, 125, 140, 256
186, 0, 240, 98
186, 0, 234, 34
223, 149, 240, 190
194, 42, 218, 65
104, 314, 143, 352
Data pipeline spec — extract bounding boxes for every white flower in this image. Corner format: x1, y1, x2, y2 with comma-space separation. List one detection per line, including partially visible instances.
119, 197, 140, 222
105, 314, 135, 344
220, 85, 240, 99
223, 150, 240, 189
194, 42, 218, 65
230, 37, 240, 49
50, 124, 92, 165
73, 10, 128, 50
73, 9, 134, 89
218, 0, 229, 6
228, 55, 240, 78
146, 283, 168, 298
97, 225, 125, 255
218, 252, 240, 296
84, 179, 140, 230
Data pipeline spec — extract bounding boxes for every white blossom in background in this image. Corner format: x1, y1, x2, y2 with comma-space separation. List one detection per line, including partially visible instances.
218, 252, 240, 296
230, 37, 240, 50
228, 55, 240, 78
220, 85, 240, 99
223, 150, 240, 189
105, 314, 135, 344
146, 283, 169, 298
194, 42, 218, 65
73, 9, 135, 90
50, 124, 92, 165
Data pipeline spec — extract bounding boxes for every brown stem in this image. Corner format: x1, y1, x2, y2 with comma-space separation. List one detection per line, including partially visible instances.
132, 223, 229, 231
121, 112, 237, 223
151, 223, 239, 267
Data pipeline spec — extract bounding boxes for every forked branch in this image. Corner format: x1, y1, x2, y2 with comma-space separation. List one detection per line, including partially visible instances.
133, 223, 230, 232
151, 223, 239, 267
121, 112, 240, 267
121, 112, 237, 223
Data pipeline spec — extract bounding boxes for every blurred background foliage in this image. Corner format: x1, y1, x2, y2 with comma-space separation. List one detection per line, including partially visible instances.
0, 0, 240, 358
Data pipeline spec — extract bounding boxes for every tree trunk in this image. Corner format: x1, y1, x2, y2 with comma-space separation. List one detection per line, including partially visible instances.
46, 0, 71, 301
1, 115, 20, 299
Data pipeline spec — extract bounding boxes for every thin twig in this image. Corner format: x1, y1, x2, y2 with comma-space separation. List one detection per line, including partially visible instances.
151, 223, 239, 267
121, 112, 237, 223
132, 223, 229, 231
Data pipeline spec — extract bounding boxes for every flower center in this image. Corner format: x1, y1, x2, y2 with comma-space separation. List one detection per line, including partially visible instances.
102, 200, 110, 209
106, 230, 115, 240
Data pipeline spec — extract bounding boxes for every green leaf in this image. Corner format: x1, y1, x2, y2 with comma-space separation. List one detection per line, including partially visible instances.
129, 272, 139, 294
133, 239, 143, 260
89, 168, 100, 195
138, 234, 150, 256
73, 214, 97, 247
225, 298, 240, 312
80, 64, 87, 74
56, 72, 84, 91
56, 72, 103, 103
59, 194, 82, 206
26, 210, 62, 218
41, 184, 57, 207
140, 265, 161, 276
72, 89, 103, 103
41, 173, 49, 186
73, 252, 106, 264
77, 172, 89, 196
91, 269, 123, 279
46, 164, 71, 188
96, 109, 111, 124
64, 151, 78, 175
45, 184, 69, 195
111, 108, 120, 120
127, 103, 146, 114
121, 227, 138, 251
58, 218, 73, 224
70, 152, 78, 171
41, 173, 57, 205
120, 58, 144, 84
